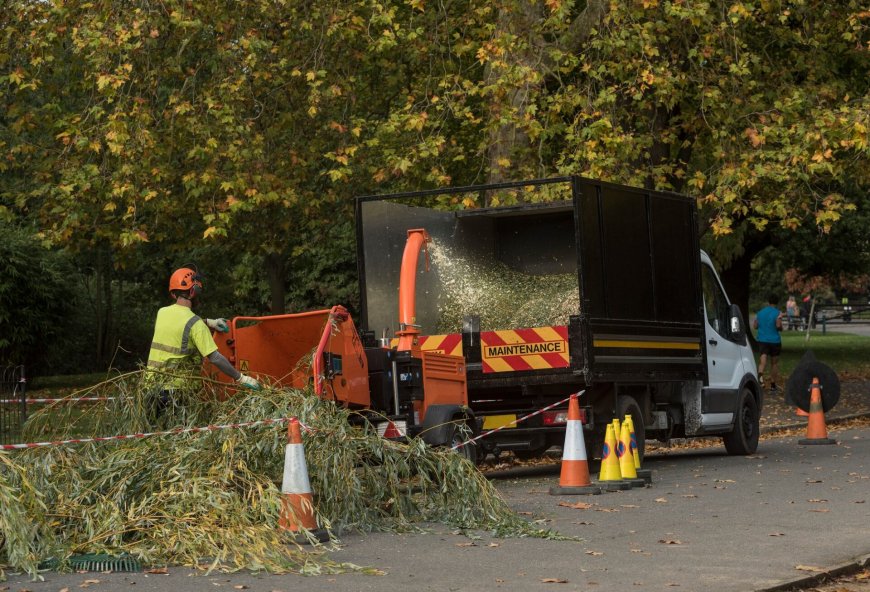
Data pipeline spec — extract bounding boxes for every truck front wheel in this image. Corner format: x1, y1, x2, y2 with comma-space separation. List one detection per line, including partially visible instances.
617, 396, 645, 464
723, 387, 759, 455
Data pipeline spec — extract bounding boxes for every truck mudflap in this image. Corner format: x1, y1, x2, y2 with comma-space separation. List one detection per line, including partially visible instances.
417, 404, 478, 448
691, 372, 761, 435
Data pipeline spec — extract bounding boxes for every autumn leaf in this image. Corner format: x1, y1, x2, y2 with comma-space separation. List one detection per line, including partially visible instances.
541, 578, 569, 583
659, 539, 683, 545
585, 550, 603, 556
559, 501, 593, 510
795, 565, 825, 572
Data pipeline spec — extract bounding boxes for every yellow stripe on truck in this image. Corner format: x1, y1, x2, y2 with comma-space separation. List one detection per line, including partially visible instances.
594, 339, 700, 350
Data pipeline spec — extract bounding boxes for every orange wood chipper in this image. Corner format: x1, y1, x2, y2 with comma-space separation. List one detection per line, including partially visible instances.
205, 229, 480, 461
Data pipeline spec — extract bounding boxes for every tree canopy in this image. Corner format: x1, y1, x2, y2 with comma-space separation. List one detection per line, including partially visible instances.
1, 0, 868, 367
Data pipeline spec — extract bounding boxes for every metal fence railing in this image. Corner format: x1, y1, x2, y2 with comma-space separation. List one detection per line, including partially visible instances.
1, 365, 27, 445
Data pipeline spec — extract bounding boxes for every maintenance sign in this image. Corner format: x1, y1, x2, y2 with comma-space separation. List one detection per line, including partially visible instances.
481, 326, 569, 373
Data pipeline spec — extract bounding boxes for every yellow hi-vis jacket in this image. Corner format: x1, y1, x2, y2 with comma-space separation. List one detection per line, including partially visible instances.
146, 304, 218, 388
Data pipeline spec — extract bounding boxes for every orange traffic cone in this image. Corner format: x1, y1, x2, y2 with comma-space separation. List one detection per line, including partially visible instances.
798, 378, 836, 446
550, 394, 601, 495
598, 423, 630, 491
280, 418, 328, 543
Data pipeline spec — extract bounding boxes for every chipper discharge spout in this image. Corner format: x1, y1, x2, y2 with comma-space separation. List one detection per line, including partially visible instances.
396, 228, 431, 352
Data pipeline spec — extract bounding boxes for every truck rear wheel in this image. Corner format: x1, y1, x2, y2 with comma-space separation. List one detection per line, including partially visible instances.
723, 387, 759, 455
617, 396, 645, 464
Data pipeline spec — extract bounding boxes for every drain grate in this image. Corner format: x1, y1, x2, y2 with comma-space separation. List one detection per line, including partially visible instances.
40, 554, 142, 572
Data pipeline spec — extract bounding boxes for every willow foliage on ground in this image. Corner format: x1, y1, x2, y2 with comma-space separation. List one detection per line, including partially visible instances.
0, 374, 547, 579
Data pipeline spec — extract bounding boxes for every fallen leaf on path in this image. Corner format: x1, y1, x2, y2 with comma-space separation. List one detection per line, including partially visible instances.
455, 542, 476, 547
809, 508, 830, 513
595, 507, 619, 513
681, 494, 698, 498
559, 501, 593, 510
655, 498, 668, 503
234, 586, 249, 590
488, 542, 500, 547
541, 578, 568, 583
769, 532, 785, 537
795, 565, 825, 572
620, 504, 639, 508
145, 567, 169, 574
659, 539, 683, 545
805, 479, 823, 483
585, 550, 603, 556
807, 499, 828, 503
714, 479, 735, 483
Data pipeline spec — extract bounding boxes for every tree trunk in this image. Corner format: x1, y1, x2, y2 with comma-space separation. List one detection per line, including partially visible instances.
717, 232, 771, 346
265, 252, 286, 315
719, 248, 753, 331
484, 0, 608, 188
94, 245, 114, 367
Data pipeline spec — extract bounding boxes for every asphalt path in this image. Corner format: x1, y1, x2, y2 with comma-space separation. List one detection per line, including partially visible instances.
5, 424, 868, 592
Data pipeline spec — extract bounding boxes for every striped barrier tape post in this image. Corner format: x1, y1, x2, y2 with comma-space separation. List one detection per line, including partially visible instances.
0, 417, 293, 451
0, 397, 117, 405
451, 390, 585, 451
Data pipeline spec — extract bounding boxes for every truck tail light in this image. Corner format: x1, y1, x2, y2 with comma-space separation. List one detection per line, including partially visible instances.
543, 408, 588, 425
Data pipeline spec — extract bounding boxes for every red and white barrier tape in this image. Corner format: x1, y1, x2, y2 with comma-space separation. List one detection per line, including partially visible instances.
0, 397, 116, 405
0, 417, 293, 451
451, 391, 583, 451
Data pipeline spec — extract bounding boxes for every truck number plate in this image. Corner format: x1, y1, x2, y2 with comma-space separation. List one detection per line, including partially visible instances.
482, 414, 517, 429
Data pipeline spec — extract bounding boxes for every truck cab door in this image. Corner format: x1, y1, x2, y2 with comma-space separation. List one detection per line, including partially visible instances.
699, 256, 746, 428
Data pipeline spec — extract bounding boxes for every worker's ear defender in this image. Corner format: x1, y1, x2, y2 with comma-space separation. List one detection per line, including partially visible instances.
190, 275, 203, 297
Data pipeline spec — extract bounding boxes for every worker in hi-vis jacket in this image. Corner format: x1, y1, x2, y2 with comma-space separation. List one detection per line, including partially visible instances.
146, 266, 259, 417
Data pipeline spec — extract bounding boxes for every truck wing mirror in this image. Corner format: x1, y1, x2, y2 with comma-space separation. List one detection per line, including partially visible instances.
729, 304, 746, 344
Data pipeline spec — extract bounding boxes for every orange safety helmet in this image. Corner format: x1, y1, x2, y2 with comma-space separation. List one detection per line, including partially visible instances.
168, 267, 203, 297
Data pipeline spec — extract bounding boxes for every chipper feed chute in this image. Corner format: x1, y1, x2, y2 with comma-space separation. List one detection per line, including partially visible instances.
206, 306, 371, 407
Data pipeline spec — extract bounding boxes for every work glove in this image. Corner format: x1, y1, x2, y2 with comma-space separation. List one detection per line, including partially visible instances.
206, 318, 230, 333
237, 373, 261, 391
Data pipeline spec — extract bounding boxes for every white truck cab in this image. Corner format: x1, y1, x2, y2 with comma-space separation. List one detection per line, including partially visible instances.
699, 250, 762, 454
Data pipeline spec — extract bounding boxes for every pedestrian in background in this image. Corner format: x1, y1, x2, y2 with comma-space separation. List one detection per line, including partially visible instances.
753, 293, 783, 392
786, 295, 798, 330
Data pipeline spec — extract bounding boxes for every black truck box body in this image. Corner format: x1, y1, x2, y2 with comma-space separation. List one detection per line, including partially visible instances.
355, 177, 707, 413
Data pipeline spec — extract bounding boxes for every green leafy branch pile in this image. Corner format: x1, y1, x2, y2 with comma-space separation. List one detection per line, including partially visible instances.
0, 373, 545, 579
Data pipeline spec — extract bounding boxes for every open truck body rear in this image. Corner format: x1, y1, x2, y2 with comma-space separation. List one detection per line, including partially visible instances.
356, 176, 761, 458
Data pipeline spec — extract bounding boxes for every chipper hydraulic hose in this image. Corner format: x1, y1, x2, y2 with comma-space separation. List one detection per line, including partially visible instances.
396, 228, 431, 352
